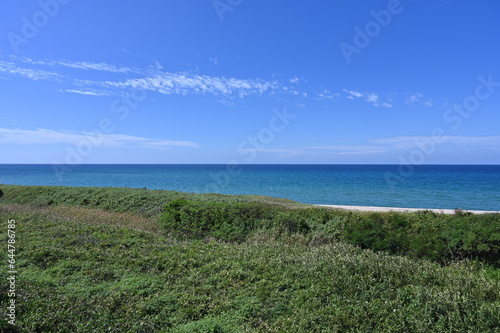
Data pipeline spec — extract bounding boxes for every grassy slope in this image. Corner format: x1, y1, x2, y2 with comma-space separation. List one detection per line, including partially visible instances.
0, 184, 305, 217
0, 185, 499, 332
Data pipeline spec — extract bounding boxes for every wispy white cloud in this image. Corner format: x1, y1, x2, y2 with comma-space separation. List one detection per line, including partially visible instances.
406, 93, 423, 104
237, 135, 500, 158
344, 89, 363, 99
365, 93, 392, 107
98, 72, 280, 97
330, 150, 385, 155
0, 128, 200, 149
0, 56, 286, 99
371, 135, 500, 149
239, 145, 387, 156
303, 145, 386, 155
0, 55, 436, 110
61, 89, 112, 96
343, 89, 392, 108
56, 60, 134, 73
366, 93, 378, 104
315, 89, 340, 101
436, 135, 500, 146
0, 60, 61, 81
405, 92, 433, 107
287, 89, 308, 97
302, 145, 385, 151
14, 56, 135, 74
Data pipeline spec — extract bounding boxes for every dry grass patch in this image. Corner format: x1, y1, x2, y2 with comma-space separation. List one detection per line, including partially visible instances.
0, 204, 160, 233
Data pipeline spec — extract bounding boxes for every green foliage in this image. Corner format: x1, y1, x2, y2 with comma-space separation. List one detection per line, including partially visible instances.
342, 211, 500, 266
2, 184, 498, 266
442, 213, 500, 265
0, 184, 302, 218
161, 199, 317, 241
0, 208, 499, 332
173, 317, 229, 333
160, 197, 499, 267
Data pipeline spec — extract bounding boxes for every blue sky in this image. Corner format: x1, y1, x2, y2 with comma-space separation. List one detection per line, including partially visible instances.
0, 0, 499, 164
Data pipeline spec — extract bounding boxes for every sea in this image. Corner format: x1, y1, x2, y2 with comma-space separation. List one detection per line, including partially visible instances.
1, 164, 499, 211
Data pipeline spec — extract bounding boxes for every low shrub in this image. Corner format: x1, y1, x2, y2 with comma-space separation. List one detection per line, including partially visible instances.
442, 213, 500, 266
159, 198, 500, 266
342, 211, 499, 267
160, 200, 312, 241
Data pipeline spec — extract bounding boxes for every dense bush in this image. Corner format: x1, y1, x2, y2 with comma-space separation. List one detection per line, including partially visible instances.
343, 211, 500, 267
442, 213, 500, 265
161, 200, 500, 266
160, 199, 310, 241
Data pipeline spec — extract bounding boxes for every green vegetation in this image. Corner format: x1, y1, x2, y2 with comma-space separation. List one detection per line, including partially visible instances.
1, 185, 499, 332
160, 199, 500, 267
161, 199, 310, 241
0, 184, 303, 217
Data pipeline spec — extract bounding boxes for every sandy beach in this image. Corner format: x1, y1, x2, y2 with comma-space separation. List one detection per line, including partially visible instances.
316, 204, 500, 215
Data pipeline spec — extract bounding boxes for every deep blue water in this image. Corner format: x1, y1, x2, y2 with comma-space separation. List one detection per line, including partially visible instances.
1, 164, 499, 211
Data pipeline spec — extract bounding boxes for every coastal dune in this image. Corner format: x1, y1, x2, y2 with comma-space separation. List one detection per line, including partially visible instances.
317, 204, 500, 215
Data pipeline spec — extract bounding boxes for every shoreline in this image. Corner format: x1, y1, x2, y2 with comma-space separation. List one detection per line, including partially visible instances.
316, 204, 500, 215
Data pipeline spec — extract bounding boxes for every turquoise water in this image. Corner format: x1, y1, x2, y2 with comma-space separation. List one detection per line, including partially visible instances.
1, 164, 499, 211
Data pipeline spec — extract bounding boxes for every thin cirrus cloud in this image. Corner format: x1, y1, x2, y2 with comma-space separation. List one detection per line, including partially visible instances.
46, 60, 134, 74
1, 55, 435, 108
61, 89, 113, 96
1, 56, 285, 99
343, 89, 393, 108
344, 89, 363, 99
0, 128, 200, 149
239, 145, 387, 156
0, 60, 61, 81
99, 73, 280, 97
405, 93, 433, 107
237, 136, 500, 158
371, 135, 500, 149
405, 93, 423, 104
14, 56, 136, 74
315, 89, 340, 101
262, 136, 500, 155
